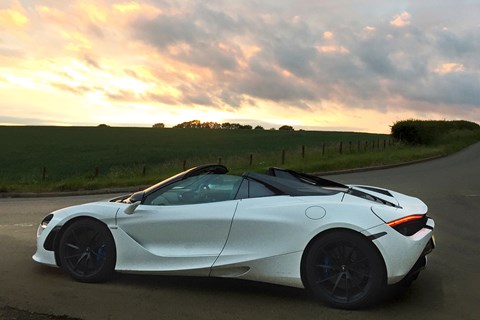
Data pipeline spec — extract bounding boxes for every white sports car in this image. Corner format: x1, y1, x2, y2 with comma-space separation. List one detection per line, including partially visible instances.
33, 165, 435, 309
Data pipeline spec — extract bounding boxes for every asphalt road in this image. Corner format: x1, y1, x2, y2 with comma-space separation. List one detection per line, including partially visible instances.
0, 143, 479, 320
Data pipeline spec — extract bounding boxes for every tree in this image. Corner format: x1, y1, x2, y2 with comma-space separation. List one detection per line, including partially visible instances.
173, 120, 202, 128
221, 122, 241, 129
152, 123, 165, 128
254, 125, 264, 130
221, 122, 232, 129
279, 125, 294, 131
201, 121, 221, 129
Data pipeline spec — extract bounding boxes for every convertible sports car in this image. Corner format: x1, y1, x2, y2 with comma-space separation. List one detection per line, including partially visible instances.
33, 165, 435, 309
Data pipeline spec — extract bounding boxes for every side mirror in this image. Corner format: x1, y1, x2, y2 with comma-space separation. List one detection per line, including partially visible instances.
129, 191, 144, 203
124, 200, 142, 215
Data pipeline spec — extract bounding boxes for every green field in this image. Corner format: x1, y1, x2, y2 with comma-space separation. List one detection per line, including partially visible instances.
0, 125, 477, 192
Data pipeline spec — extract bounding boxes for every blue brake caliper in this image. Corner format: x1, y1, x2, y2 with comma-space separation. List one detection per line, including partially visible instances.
96, 244, 106, 265
323, 256, 331, 277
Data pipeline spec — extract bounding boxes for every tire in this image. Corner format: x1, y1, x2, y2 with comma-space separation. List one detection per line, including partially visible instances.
303, 230, 386, 309
58, 219, 116, 283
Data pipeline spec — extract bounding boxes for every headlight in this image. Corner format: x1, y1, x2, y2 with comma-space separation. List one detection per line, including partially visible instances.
37, 214, 54, 237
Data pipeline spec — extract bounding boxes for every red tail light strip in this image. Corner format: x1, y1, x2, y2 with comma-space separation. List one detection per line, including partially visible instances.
387, 214, 424, 227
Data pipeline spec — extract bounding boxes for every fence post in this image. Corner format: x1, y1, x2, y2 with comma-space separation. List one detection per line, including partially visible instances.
349, 141, 352, 153
281, 150, 286, 164
249, 154, 253, 166
42, 167, 47, 181
218, 157, 222, 165
142, 165, 146, 176
95, 167, 100, 177
182, 160, 186, 170
339, 142, 343, 154
302, 145, 305, 159
322, 143, 325, 156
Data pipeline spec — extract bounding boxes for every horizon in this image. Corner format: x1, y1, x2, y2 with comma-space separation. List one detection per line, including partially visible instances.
0, 122, 390, 133
1, 0, 479, 134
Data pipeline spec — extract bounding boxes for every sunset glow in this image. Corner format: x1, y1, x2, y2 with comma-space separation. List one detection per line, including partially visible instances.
1, 0, 478, 132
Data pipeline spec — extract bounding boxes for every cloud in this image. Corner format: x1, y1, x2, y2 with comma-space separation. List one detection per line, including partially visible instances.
0, 0, 478, 131
82, 54, 101, 69
390, 11, 411, 28
0, 8, 28, 28
50, 82, 95, 95
434, 63, 465, 74
323, 31, 334, 40
141, 2, 477, 118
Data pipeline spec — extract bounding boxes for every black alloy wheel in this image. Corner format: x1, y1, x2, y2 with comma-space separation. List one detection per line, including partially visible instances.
304, 230, 386, 309
58, 219, 116, 283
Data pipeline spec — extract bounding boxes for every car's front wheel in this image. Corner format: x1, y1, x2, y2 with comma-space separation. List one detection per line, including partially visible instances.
58, 219, 116, 283
303, 230, 386, 309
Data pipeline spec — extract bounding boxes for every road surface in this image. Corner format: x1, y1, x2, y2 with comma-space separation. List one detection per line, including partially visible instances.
0, 143, 479, 319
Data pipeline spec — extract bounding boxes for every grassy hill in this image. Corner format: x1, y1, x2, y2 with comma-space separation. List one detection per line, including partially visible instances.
0, 126, 389, 191
1, 124, 477, 192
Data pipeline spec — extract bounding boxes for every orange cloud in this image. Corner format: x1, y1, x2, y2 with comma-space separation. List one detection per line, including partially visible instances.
78, 1, 107, 24
323, 31, 334, 39
0, 8, 28, 28
36, 6, 68, 25
113, 1, 161, 19
434, 63, 465, 74
316, 45, 349, 54
61, 31, 92, 52
390, 11, 411, 27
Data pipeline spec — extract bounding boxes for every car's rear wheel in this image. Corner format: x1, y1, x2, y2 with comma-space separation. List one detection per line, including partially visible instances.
304, 230, 386, 309
58, 219, 116, 283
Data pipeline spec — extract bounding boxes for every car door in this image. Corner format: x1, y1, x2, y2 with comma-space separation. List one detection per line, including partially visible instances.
116, 174, 242, 271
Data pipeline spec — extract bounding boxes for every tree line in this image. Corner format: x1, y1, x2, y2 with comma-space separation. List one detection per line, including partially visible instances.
153, 120, 295, 131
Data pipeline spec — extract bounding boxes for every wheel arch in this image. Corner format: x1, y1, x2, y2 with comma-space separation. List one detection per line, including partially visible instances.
300, 227, 387, 289
52, 216, 112, 267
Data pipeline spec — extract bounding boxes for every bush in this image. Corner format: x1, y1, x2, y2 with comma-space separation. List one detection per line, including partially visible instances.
391, 120, 479, 145
279, 125, 294, 131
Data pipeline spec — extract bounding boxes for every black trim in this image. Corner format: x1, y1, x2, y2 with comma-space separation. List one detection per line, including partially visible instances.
268, 167, 349, 190
366, 232, 387, 241
243, 172, 339, 196
422, 237, 435, 255
43, 226, 61, 251
357, 186, 393, 197
348, 188, 398, 208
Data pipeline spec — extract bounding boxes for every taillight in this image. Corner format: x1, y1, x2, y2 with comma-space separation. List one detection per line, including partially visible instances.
388, 214, 427, 236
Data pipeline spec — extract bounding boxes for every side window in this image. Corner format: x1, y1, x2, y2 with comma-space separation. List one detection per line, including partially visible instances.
235, 179, 277, 199
248, 180, 276, 198
235, 179, 249, 199
144, 174, 243, 206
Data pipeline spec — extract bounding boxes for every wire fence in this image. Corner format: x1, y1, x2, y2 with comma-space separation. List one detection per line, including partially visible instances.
37, 139, 396, 181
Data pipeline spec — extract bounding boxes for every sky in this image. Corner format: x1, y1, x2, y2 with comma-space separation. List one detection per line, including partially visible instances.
0, 0, 479, 133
